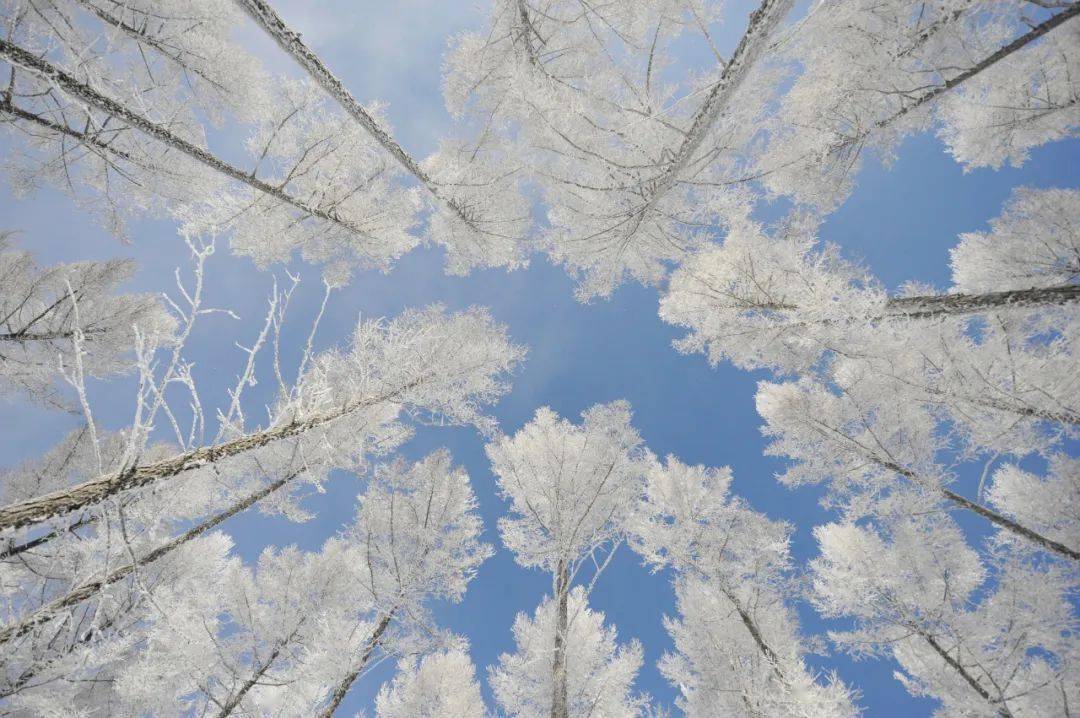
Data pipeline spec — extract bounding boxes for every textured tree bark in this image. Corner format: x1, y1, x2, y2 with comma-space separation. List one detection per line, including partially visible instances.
233, 0, 482, 233
0, 38, 376, 241
550, 561, 570, 718
317, 611, 394, 718
0, 377, 425, 531
882, 284, 1080, 319
0, 471, 299, 646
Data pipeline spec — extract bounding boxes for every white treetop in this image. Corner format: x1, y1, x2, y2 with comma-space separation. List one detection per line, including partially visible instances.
633, 456, 857, 718
490, 586, 647, 718
375, 649, 487, 718
811, 514, 1078, 717
487, 401, 647, 575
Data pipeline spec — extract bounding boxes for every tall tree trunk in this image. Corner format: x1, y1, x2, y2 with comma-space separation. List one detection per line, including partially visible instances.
0, 376, 426, 531
550, 561, 570, 718
0, 38, 376, 241
0, 471, 299, 646
882, 284, 1079, 320
919, 630, 1014, 718
620, 0, 794, 237
834, 5, 1080, 154
820, 423, 1080, 561
317, 611, 394, 718
233, 0, 482, 234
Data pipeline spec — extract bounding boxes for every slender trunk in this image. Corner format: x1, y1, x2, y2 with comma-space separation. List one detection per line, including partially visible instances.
214, 626, 302, 718
74, 0, 228, 92
0, 471, 299, 646
317, 611, 394, 718
874, 4, 1079, 131
0, 377, 425, 531
920, 631, 1014, 718
0, 38, 375, 241
752, 284, 1079, 324
623, 0, 794, 234
0, 97, 140, 164
0, 328, 107, 342
550, 561, 570, 718
0, 515, 95, 560
718, 585, 784, 680
873, 456, 1079, 561
232, 0, 481, 233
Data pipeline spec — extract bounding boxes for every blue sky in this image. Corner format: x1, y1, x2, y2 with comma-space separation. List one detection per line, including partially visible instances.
1, 1, 1078, 714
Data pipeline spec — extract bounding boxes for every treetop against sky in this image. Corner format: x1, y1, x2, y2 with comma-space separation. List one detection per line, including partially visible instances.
0, 0, 1077, 716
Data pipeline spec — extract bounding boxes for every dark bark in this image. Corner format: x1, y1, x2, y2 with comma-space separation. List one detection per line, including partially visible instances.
214, 634, 295, 718
0, 471, 299, 646
868, 3, 1080, 132
316, 612, 394, 718
0, 38, 377, 241
875, 457, 1079, 561
883, 284, 1079, 320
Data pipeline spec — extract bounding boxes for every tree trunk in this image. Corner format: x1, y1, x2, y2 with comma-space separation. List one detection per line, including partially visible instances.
920, 630, 1014, 718
841, 4, 1080, 151
550, 561, 570, 718
620, 0, 793, 237
0, 376, 425, 531
0, 471, 299, 646
869, 457, 1079, 562
232, 0, 481, 233
316, 611, 394, 717
882, 284, 1079, 320
0, 38, 376, 241
213, 641, 288, 718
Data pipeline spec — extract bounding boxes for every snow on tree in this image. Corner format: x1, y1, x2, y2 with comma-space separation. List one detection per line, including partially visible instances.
949, 187, 1079, 294
0, 234, 174, 407
442, 0, 791, 299
374, 649, 487, 718
486, 400, 649, 718
0, 0, 260, 238
753, 0, 1080, 208
0, 302, 523, 531
811, 514, 1078, 717
0, 285, 519, 712
632, 456, 857, 718
490, 585, 647, 718
100, 449, 490, 717
233, 0, 531, 275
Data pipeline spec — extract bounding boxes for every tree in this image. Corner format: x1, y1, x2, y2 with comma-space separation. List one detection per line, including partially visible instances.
489, 586, 647, 718
752, 0, 1080, 208
232, 0, 530, 274
78, 450, 491, 717
0, 234, 174, 407
632, 456, 857, 717
486, 401, 648, 718
444, 0, 790, 299
811, 513, 1078, 717
374, 649, 487, 718
0, 304, 523, 530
